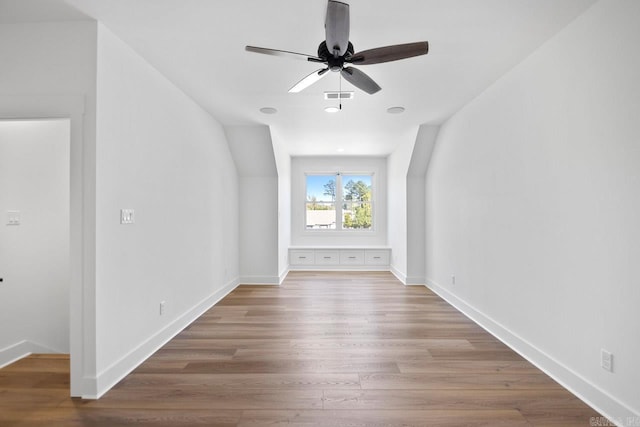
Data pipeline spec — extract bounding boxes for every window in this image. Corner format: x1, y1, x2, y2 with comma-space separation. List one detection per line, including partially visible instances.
342, 174, 372, 229
305, 174, 336, 229
305, 173, 373, 231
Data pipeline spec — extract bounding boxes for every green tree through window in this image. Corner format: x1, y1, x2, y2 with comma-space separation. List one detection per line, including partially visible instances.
342, 177, 372, 229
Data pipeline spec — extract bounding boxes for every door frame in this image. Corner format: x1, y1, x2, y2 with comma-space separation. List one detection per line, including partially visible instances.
0, 95, 91, 397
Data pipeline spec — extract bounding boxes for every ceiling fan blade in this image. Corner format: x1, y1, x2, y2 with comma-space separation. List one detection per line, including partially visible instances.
289, 68, 330, 93
348, 41, 429, 65
246, 45, 323, 62
341, 67, 381, 94
325, 0, 349, 58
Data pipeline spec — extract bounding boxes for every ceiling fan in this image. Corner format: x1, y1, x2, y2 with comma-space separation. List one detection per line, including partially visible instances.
246, 0, 429, 95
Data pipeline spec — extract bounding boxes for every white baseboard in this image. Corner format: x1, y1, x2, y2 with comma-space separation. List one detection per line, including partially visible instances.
278, 268, 289, 284
86, 277, 240, 399
390, 265, 407, 284
425, 279, 639, 426
390, 266, 426, 286
289, 266, 390, 272
405, 276, 426, 286
0, 340, 61, 369
239, 275, 281, 285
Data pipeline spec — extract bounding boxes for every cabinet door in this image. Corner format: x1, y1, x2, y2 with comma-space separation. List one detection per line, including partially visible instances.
365, 249, 390, 265
339, 250, 365, 265
315, 250, 339, 265
290, 250, 315, 265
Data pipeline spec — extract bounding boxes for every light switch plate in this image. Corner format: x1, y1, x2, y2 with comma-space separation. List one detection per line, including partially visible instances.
601, 349, 613, 372
7, 211, 20, 226
120, 209, 135, 224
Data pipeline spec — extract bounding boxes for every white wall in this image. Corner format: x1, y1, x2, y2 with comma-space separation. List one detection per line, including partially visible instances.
291, 156, 387, 247
0, 119, 70, 363
387, 135, 416, 282
225, 126, 279, 284
271, 130, 292, 281
0, 20, 97, 396
426, 0, 640, 421
387, 125, 439, 284
406, 125, 438, 284
0, 22, 97, 95
93, 24, 239, 396
238, 177, 278, 283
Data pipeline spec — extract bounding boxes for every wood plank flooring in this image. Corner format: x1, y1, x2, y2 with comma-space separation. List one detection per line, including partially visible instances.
0, 271, 604, 426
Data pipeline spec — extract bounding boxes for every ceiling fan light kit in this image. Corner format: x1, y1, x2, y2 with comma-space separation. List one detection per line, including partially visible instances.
246, 0, 429, 95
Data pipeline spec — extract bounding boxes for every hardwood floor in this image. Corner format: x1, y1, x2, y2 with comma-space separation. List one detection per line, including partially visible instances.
0, 271, 603, 426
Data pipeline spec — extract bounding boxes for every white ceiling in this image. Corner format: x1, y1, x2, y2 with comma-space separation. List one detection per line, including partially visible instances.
3, 0, 597, 156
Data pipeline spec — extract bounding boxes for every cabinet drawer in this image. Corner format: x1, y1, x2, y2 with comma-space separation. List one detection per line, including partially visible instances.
315, 250, 339, 265
290, 250, 315, 265
339, 250, 365, 265
365, 249, 390, 265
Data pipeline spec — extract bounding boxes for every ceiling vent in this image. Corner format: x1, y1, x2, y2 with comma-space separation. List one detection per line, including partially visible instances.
324, 91, 354, 100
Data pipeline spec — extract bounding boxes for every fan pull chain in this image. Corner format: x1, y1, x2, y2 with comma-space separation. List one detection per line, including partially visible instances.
339, 72, 342, 110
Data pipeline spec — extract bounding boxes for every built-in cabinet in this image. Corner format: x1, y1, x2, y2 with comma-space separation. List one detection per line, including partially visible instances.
289, 247, 391, 270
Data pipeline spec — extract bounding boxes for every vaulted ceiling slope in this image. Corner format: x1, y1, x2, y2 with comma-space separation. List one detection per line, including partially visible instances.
2, 0, 598, 155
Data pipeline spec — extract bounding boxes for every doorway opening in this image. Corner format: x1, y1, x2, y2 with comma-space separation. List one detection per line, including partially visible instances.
0, 119, 71, 373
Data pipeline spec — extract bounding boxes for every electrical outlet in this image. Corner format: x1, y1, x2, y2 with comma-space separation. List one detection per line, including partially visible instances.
601, 349, 613, 372
451, 274, 456, 285
159, 301, 166, 316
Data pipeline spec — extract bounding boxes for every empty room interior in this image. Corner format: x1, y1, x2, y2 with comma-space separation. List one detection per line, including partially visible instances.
0, 0, 639, 425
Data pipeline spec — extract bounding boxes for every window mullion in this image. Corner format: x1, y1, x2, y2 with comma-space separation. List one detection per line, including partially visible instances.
335, 174, 343, 229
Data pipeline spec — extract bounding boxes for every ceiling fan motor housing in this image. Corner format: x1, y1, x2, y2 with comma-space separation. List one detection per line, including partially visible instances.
245, 0, 428, 95
318, 41, 354, 71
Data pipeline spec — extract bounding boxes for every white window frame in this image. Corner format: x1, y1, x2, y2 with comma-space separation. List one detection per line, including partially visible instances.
304, 172, 375, 232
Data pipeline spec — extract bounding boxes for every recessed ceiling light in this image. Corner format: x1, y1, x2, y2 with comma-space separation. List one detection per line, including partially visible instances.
324, 106, 340, 113
260, 107, 277, 114
337, 148, 345, 152
387, 106, 405, 114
